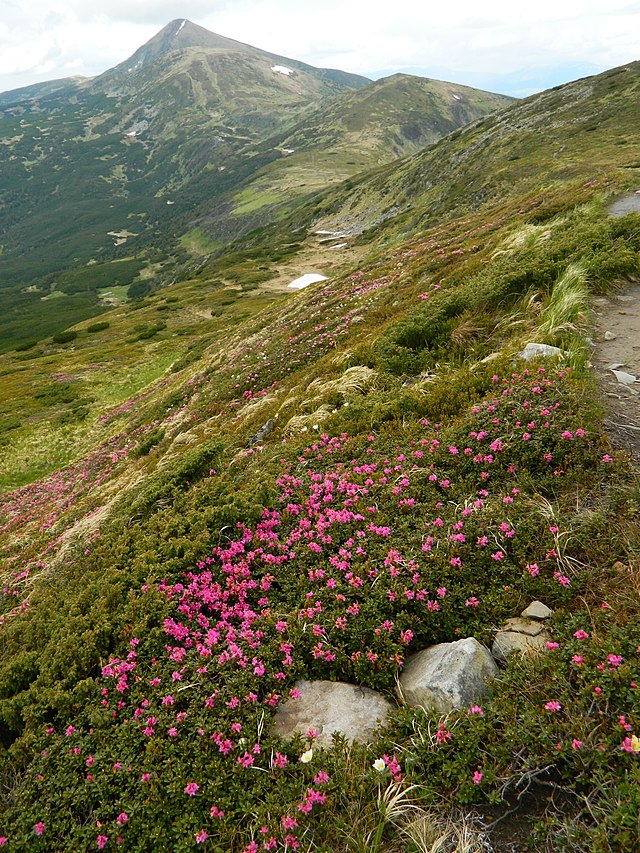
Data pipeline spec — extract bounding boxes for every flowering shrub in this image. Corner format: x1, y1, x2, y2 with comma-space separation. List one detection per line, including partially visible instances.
1, 192, 640, 851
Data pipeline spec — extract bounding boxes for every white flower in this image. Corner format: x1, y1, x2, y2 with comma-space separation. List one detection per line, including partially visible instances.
372, 758, 386, 772
300, 749, 313, 763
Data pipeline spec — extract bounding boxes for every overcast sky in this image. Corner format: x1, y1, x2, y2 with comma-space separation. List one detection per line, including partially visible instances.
1, 0, 639, 97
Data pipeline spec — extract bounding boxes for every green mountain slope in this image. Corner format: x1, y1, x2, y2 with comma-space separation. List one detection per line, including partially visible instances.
193, 73, 514, 241
2, 55, 640, 853
0, 21, 369, 351
311, 62, 640, 236
0, 21, 512, 354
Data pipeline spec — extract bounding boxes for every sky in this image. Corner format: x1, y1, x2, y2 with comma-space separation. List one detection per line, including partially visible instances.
1, 0, 639, 97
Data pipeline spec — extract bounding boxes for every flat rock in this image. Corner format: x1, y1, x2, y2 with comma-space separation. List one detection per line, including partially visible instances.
611, 369, 637, 386
604, 330, 617, 341
398, 638, 498, 714
520, 342, 565, 361
271, 680, 393, 749
520, 601, 553, 621
501, 617, 544, 636
492, 629, 551, 663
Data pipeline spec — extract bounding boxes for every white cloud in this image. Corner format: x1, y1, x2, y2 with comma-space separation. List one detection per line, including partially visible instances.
0, 0, 638, 95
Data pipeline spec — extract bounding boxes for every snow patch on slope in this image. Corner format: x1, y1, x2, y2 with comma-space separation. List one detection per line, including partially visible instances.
272, 65, 294, 76
287, 273, 327, 290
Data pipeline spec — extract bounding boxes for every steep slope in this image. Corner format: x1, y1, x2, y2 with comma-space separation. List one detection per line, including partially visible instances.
1, 58, 640, 852
311, 62, 640, 236
0, 27, 513, 354
192, 74, 514, 240
0, 21, 370, 352
94, 19, 370, 94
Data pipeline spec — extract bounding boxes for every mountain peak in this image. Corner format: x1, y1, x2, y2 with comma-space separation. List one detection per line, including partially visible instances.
102, 19, 258, 79
152, 19, 251, 51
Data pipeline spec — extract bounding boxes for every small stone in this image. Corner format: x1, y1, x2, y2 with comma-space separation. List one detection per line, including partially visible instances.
271, 680, 394, 749
492, 630, 552, 663
398, 638, 498, 714
501, 617, 544, 636
521, 601, 553, 621
612, 560, 629, 574
604, 331, 617, 341
612, 369, 637, 386
520, 342, 565, 361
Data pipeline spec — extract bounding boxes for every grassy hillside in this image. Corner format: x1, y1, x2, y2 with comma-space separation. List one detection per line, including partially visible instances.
0, 22, 512, 354
1, 59, 640, 852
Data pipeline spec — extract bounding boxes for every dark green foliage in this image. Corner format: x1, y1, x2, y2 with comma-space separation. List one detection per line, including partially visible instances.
51, 330, 78, 345
134, 321, 166, 340
130, 427, 165, 458
13, 340, 37, 352
128, 280, 155, 301
86, 321, 110, 333
57, 261, 145, 296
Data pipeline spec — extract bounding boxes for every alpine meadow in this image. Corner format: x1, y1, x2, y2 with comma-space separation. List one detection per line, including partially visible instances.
1, 17, 640, 853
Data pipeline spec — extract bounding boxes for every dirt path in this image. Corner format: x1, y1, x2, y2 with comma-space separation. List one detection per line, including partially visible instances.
591, 281, 640, 457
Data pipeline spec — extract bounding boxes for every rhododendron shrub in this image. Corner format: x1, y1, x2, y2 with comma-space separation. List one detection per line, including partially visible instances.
2, 361, 623, 850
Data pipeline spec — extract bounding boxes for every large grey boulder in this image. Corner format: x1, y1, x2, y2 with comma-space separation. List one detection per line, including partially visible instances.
272, 680, 394, 748
398, 638, 498, 714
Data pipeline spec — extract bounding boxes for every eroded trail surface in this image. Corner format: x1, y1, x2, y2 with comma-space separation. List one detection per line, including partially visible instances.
592, 281, 640, 456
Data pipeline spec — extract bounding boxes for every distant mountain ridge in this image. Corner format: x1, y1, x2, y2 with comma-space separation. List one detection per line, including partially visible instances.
0, 19, 513, 351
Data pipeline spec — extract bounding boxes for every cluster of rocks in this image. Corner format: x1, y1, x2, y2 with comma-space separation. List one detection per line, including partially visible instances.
272, 600, 553, 746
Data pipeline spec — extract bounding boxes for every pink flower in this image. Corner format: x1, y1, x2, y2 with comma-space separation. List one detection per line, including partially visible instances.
472, 770, 483, 784
571, 655, 584, 665
184, 782, 200, 796
34, 823, 46, 836
573, 629, 589, 640
196, 830, 209, 844
544, 701, 562, 712
272, 751, 288, 768
116, 813, 128, 826
467, 705, 483, 715
572, 739, 583, 750
97, 836, 109, 849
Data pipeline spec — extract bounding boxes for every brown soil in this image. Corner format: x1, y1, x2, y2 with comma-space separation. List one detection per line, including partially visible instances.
591, 281, 640, 457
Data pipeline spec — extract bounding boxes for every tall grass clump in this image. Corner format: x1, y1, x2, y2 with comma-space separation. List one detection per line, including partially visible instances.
535, 262, 591, 343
